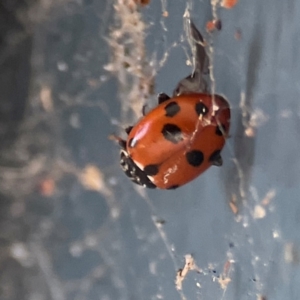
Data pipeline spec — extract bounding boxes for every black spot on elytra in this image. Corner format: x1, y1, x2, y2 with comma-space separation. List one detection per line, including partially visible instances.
195, 102, 209, 116
186, 150, 204, 167
144, 164, 159, 176
167, 185, 179, 190
216, 124, 226, 136
209, 150, 222, 166
164, 101, 180, 117
161, 124, 183, 144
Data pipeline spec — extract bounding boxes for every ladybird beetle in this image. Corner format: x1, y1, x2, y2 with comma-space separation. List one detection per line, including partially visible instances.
115, 20, 231, 189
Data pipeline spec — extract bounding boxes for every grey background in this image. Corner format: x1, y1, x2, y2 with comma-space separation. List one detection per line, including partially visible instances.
1, 0, 300, 299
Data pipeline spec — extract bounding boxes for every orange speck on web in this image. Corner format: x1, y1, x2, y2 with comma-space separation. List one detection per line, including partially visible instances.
221, 0, 238, 9
235, 29, 242, 40
38, 178, 55, 197
134, 0, 150, 6
162, 11, 168, 17
229, 194, 238, 214
206, 19, 222, 32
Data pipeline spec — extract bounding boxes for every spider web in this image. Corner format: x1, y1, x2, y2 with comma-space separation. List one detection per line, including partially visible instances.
1, 0, 300, 299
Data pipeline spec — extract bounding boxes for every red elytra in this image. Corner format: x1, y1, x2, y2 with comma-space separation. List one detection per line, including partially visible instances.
122, 93, 230, 189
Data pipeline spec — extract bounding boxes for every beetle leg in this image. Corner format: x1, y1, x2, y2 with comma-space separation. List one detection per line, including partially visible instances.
210, 151, 223, 167
118, 139, 127, 149
158, 93, 171, 104
142, 104, 150, 116
125, 126, 133, 135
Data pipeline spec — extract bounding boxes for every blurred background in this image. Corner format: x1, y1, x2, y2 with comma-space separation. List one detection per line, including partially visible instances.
1, 0, 300, 299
